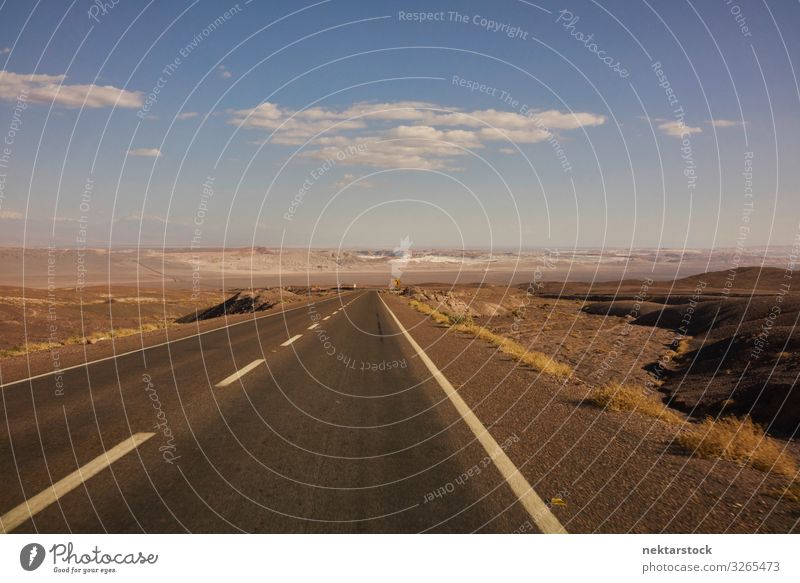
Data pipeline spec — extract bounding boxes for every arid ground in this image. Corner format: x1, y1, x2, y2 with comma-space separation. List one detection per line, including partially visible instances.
1, 255, 798, 532
0, 245, 794, 288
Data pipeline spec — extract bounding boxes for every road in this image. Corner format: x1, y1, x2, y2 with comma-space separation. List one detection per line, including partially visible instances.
0, 290, 561, 533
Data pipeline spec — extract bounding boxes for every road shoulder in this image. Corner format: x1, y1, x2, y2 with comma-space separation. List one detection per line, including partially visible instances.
380, 292, 800, 533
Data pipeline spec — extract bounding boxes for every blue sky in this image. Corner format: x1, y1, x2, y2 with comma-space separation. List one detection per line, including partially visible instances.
0, 0, 798, 250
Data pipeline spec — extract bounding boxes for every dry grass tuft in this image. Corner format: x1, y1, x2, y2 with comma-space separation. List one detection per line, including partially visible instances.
676, 416, 797, 480
408, 299, 452, 326
589, 384, 684, 425
407, 299, 572, 379
447, 312, 474, 327
771, 482, 800, 502
0, 341, 61, 358
673, 337, 692, 356
0, 322, 170, 358
589, 385, 799, 483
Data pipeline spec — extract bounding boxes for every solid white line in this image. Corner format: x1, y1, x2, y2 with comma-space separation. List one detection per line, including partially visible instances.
214, 359, 265, 388
322, 316, 331, 321
0, 292, 361, 390
377, 294, 568, 535
280, 334, 303, 347
0, 432, 155, 533
308, 323, 319, 330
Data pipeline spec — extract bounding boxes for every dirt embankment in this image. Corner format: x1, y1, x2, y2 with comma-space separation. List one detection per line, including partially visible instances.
579, 267, 799, 438
0, 285, 338, 358
175, 286, 343, 323
626, 296, 800, 438
407, 266, 800, 439
0, 285, 222, 355
176, 288, 300, 323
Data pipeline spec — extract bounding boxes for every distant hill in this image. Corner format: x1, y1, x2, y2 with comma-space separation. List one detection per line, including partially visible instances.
669, 265, 789, 293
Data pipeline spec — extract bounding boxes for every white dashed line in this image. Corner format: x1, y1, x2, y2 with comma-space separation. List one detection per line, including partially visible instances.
308, 323, 319, 330
281, 334, 303, 347
0, 432, 155, 533
322, 316, 331, 321
377, 294, 568, 535
215, 359, 265, 388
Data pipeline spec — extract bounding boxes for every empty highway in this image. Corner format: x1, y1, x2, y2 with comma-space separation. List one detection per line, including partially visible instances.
0, 290, 563, 533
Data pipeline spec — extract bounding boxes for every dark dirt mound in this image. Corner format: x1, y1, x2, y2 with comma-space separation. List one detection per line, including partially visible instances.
671, 265, 789, 292
573, 267, 800, 438
633, 296, 800, 335
662, 326, 800, 438
526, 266, 786, 302
176, 288, 300, 323
581, 300, 667, 318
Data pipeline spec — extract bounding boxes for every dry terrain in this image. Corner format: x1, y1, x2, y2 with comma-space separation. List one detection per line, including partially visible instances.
0, 245, 794, 289
0, 284, 339, 360
1, 263, 798, 532
401, 266, 799, 439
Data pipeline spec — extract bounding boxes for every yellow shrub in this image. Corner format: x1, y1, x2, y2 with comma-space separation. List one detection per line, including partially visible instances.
412, 300, 572, 379
590, 384, 683, 424
677, 416, 797, 480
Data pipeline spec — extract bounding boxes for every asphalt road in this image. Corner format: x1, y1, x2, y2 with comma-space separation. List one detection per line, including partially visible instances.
0, 290, 548, 533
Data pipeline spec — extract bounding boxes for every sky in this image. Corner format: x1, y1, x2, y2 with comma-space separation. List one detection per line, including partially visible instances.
0, 0, 798, 251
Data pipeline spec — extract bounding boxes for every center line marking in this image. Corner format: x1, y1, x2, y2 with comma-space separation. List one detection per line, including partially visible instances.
215, 359, 265, 387
322, 316, 331, 321
280, 334, 303, 347
308, 323, 319, 330
0, 432, 155, 533
377, 294, 568, 535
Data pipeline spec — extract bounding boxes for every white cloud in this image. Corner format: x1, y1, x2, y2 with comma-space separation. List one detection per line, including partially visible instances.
229, 101, 605, 169
176, 111, 199, 120
658, 120, 703, 138
218, 65, 232, 79
334, 173, 374, 189
0, 210, 23, 220
386, 125, 483, 147
478, 126, 551, 143
128, 147, 162, 158
302, 144, 454, 171
1, 48, 10, 55
708, 119, 744, 128
0, 70, 143, 108
228, 102, 366, 142
431, 108, 605, 132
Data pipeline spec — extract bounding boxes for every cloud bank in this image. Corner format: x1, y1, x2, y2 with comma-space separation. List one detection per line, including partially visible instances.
0, 70, 142, 108
229, 101, 606, 170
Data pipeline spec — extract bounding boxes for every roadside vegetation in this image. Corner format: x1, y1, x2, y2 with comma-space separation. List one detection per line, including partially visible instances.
588, 382, 798, 488
0, 340, 62, 358
676, 416, 797, 482
408, 299, 572, 379
672, 337, 692, 357
409, 295, 797, 489
589, 384, 683, 424
0, 322, 170, 358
